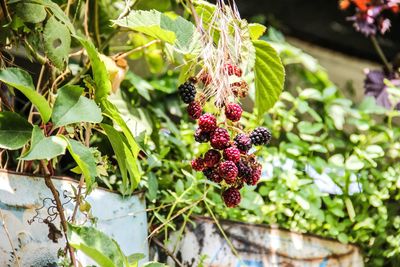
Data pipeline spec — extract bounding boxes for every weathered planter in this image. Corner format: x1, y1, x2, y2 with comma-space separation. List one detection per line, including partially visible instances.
160, 216, 364, 267
0, 170, 148, 266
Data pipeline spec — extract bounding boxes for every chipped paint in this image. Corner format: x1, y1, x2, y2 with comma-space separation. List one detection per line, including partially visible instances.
0, 171, 148, 266
163, 216, 364, 267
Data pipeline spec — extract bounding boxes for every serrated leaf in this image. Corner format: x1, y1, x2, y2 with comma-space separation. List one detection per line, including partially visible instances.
0, 67, 51, 123
65, 138, 97, 191
0, 112, 32, 150
112, 10, 200, 54
52, 85, 102, 127
67, 224, 127, 267
75, 36, 112, 102
248, 23, 266, 40
253, 40, 285, 119
20, 126, 67, 161
15, 3, 46, 23
44, 16, 71, 69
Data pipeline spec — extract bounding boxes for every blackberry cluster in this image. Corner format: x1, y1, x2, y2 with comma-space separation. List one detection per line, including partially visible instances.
179, 67, 272, 208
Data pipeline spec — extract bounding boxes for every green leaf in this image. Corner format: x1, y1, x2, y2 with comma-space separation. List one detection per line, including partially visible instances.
65, 138, 97, 191
0, 112, 32, 150
0, 68, 52, 123
253, 40, 285, 119
75, 36, 112, 102
127, 253, 145, 267
67, 224, 127, 267
52, 85, 102, 127
44, 16, 71, 69
101, 123, 139, 194
345, 155, 364, 171
112, 10, 200, 54
15, 3, 47, 23
20, 126, 67, 160
26, 0, 75, 34
248, 23, 267, 40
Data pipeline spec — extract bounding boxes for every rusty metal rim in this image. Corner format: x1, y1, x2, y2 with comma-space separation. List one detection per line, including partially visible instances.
191, 215, 362, 252
0, 169, 146, 197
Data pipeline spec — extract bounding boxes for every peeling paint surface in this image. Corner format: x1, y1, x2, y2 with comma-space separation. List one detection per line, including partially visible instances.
164, 216, 364, 267
0, 171, 148, 266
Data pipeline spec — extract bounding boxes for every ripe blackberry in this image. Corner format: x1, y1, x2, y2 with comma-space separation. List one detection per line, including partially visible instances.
187, 101, 202, 119
204, 149, 221, 168
237, 160, 252, 179
246, 164, 262, 185
194, 128, 210, 143
223, 147, 241, 162
225, 103, 243, 122
219, 160, 238, 184
250, 127, 272, 146
178, 82, 196, 104
210, 128, 230, 150
198, 113, 217, 132
222, 187, 241, 208
234, 134, 252, 153
191, 158, 204, 171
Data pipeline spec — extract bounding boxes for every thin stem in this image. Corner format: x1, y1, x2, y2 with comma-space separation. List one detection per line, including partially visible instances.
0, 209, 21, 267
204, 199, 241, 259
370, 35, 392, 72
23, 39, 47, 65
152, 237, 184, 267
113, 40, 161, 61
0, 0, 12, 23
40, 160, 77, 266
83, 0, 90, 38
65, 0, 73, 16
70, 124, 91, 223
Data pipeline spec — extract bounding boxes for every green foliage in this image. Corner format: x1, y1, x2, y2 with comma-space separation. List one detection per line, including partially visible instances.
253, 40, 285, 118
0, 68, 52, 123
20, 126, 67, 161
15, 3, 47, 23
67, 224, 127, 267
52, 85, 103, 128
113, 10, 200, 55
76, 36, 112, 102
66, 139, 97, 191
43, 16, 71, 69
0, 112, 33, 150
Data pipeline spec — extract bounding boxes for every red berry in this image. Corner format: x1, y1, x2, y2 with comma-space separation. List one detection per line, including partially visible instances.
191, 158, 204, 171
224, 64, 242, 77
219, 161, 238, 184
201, 73, 212, 85
234, 134, 252, 153
210, 128, 230, 150
222, 187, 241, 207
187, 101, 202, 119
223, 147, 241, 162
198, 113, 217, 132
246, 164, 262, 185
204, 149, 221, 168
225, 103, 243, 122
